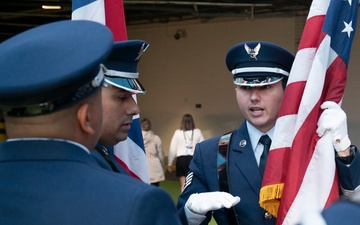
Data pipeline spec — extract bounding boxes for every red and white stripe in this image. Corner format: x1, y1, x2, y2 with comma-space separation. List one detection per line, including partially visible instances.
114, 113, 150, 183
261, 0, 358, 224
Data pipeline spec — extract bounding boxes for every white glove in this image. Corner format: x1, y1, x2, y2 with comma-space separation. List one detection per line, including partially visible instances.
185, 192, 240, 215
317, 101, 351, 152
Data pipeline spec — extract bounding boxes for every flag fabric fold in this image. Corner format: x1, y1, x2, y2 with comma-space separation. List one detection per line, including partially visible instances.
113, 109, 149, 182
72, 0, 149, 183
259, 0, 358, 224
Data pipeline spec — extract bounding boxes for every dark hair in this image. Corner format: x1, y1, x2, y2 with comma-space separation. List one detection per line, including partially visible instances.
282, 77, 288, 90
141, 118, 152, 131
180, 114, 195, 131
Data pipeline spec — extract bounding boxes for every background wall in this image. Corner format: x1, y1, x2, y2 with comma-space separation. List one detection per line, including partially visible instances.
127, 16, 360, 156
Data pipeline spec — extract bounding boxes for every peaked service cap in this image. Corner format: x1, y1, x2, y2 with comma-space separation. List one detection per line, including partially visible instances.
103, 40, 149, 94
0, 20, 114, 116
226, 41, 294, 86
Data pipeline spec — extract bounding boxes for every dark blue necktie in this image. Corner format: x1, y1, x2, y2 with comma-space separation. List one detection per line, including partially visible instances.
259, 134, 271, 177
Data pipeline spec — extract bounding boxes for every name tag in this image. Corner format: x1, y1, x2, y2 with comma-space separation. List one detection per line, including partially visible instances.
186, 146, 193, 154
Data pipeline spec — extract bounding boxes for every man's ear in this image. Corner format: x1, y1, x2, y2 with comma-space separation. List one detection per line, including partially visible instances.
77, 103, 96, 135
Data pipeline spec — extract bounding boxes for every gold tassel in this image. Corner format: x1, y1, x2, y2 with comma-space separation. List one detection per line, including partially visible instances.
259, 183, 284, 217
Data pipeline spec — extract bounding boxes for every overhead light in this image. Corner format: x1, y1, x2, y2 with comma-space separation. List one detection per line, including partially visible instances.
42, 5, 62, 10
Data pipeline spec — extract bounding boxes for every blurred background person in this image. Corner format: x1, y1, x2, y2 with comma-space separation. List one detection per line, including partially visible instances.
141, 118, 165, 186
168, 114, 204, 191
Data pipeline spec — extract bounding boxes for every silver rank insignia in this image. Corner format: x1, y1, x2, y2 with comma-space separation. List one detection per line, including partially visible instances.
244, 43, 261, 60
183, 171, 193, 192
135, 43, 148, 61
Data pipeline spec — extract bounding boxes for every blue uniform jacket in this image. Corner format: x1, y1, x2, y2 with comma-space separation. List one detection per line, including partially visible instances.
0, 140, 181, 225
92, 143, 130, 174
177, 121, 360, 225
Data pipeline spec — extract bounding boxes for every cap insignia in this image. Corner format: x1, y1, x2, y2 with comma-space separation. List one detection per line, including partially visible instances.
244, 43, 261, 60
135, 43, 147, 61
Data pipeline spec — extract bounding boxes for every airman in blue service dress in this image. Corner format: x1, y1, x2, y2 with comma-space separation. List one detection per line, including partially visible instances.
176, 41, 360, 225
298, 191, 360, 225
0, 20, 181, 225
92, 40, 149, 175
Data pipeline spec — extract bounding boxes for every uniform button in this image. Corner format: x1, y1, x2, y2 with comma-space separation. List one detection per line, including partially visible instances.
264, 212, 273, 219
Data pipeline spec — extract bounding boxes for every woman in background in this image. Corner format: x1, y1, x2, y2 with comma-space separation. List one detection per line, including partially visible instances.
141, 118, 165, 186
168, 114, 204, 191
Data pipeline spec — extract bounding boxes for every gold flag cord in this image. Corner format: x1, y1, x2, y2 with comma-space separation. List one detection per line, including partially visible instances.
259, 183, 284, 218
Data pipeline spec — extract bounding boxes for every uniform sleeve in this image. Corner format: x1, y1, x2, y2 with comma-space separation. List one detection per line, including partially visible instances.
177, 141, 213, 225
337, 146, 360, 194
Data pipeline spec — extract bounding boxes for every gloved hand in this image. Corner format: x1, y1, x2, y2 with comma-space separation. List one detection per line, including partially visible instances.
185, 191, 240, 215
316, 101, 351, 152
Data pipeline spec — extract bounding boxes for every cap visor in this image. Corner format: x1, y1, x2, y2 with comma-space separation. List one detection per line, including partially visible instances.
233, 75, 283, 87
105, 77, 146, 94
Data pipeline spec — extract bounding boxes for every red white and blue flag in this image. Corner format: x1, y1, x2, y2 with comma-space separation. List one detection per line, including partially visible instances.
260, 0, 358, 224
72, 0, 150, 183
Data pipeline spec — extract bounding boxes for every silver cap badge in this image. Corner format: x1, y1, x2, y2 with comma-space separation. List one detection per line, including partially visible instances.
244, 43, 261, 60
135, 43, 148, 61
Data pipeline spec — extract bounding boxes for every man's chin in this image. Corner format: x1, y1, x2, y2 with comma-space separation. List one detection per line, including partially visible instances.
104, 135, 128, 147
118, 134, 129, 142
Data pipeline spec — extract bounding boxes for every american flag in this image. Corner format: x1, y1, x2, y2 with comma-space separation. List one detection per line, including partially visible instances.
259, 0, 358, 224
72, 0, 150, 183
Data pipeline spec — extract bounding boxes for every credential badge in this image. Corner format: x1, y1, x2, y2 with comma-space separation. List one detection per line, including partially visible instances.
135, 43, 148, 61
244, 43, 261, 60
